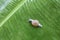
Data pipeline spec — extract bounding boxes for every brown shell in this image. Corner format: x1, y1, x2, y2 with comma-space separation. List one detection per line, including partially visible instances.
32, 20, 39, 27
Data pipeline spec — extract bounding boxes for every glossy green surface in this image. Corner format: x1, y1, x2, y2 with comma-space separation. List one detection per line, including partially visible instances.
0, 0, 60, 40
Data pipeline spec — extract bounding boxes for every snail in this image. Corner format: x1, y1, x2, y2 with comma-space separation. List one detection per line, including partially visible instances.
29, 19, 42, 28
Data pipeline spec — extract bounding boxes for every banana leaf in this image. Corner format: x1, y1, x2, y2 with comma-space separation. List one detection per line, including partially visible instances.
0, 0, 60, 40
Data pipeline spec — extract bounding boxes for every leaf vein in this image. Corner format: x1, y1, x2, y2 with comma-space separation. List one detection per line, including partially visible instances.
0, 0, 27, 27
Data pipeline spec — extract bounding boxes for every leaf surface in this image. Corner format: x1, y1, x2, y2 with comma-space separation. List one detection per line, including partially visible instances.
0, 0, 60, 40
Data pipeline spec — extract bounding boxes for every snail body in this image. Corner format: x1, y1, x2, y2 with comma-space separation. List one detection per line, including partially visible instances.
29, 19, 42, 28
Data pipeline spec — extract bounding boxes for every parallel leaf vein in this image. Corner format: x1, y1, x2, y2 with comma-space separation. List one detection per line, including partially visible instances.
0, 0, 27, 27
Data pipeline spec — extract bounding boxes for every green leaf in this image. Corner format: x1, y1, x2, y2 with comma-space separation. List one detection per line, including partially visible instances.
0, 0, 60, 40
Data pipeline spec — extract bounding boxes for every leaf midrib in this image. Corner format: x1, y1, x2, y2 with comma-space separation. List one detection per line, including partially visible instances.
0, 0, 27, 27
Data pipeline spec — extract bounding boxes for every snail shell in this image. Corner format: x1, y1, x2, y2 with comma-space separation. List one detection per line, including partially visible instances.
29, 19, 42, 27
